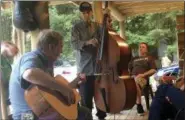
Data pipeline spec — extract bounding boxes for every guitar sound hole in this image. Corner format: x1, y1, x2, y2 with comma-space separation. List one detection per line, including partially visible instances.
39, 87, 69, 106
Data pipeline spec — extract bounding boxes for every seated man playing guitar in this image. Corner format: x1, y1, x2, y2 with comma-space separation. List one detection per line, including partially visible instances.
9, 29, 92, 120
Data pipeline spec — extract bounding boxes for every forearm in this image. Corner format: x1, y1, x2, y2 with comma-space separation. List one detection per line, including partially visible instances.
23, 68, 70, 95
71, 40, 86, 50
71, 27, 86, 50
143, 69, 156, 77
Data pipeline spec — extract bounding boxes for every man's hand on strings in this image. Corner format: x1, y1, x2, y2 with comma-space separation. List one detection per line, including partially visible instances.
85, 38, 98, 47
67, 88, 76, 105
64, 73, 87, 104
77, 73, 87, 85
59, 85, 76, 105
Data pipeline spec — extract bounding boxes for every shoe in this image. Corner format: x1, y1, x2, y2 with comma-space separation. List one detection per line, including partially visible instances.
137, 104, 145, 116
98, 118, 105, 120
98, 117, 105, 120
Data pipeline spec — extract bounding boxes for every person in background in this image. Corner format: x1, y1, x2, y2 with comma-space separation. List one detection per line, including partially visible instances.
1, 41, 19, 105
161, 55, 171, 67
71, 2, 107, 120
128, 42, 157, 115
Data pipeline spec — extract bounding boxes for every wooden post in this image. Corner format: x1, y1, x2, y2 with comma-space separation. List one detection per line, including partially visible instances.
108, 2, 124, 22
92, 1, 103, 24
176, 15, 184, 72
0, 79, 8, 120
12, 27, 25, 56
119, 21, 125, 39
30, 29, 40, 50
17, 29, 25, 55
12, 3, 25, 58
30, 1, 49, 50
12, 26, 20, 61
0, 3, 8, 120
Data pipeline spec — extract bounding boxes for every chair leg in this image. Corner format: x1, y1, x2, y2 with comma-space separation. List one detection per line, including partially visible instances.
143, 86, 150, 110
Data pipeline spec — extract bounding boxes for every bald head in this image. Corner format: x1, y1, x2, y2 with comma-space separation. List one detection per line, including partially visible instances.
36, 29, 63, 62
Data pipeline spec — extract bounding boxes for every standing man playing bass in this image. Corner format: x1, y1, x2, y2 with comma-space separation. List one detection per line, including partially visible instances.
71, 2, 107, 120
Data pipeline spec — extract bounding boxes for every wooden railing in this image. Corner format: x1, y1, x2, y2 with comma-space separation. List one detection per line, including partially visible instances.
176, 15, 184, 71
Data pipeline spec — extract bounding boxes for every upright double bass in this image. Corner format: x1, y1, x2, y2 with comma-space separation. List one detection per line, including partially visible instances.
94, 2, 137, 113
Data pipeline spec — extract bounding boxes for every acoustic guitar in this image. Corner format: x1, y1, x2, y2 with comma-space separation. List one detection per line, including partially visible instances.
24, 75, 81, 120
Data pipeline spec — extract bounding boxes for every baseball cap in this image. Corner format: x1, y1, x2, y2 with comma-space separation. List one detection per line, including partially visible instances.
79, 2, 92, 12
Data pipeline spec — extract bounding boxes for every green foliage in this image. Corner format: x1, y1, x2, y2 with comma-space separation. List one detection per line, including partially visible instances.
49, 5, 80, 61
165, 43, 178, 60
0, 4, 183, 62
166, 44, 178, 55
112, 20, 119, 32
0, 8, 12, 41
25, 35, 31, 52
126, 15, 149, 35
55, 4, 78, 15
147, 29, 175, 44
125, 31, 153, 48
123, 10, 183, 57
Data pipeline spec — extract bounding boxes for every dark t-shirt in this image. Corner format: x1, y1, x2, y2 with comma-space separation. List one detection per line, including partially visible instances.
128, 56, 156, 77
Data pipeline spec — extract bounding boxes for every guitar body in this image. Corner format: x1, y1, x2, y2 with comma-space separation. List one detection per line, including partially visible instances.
25, 75, 81, 120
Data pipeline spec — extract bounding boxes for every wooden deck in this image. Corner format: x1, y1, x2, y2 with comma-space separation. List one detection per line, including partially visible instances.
92, 96, 151, 120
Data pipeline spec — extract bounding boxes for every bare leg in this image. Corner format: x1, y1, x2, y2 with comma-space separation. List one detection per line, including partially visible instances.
136, 83, 142, 104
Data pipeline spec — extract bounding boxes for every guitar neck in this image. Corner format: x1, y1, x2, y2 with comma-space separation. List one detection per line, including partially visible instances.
68, 73, 110, 89
68, 77, 80, 89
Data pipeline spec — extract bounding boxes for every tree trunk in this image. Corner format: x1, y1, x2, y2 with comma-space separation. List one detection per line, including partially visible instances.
119, 21, 126, 39
0, 3, 8, 120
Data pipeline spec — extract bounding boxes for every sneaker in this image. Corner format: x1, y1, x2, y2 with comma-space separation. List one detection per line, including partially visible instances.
137, 104, 145, 116
98, 117, 105, 120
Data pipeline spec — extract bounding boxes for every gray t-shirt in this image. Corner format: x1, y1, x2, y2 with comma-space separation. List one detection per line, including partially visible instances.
9, 50, 53, 118
71, 20, 101, 75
